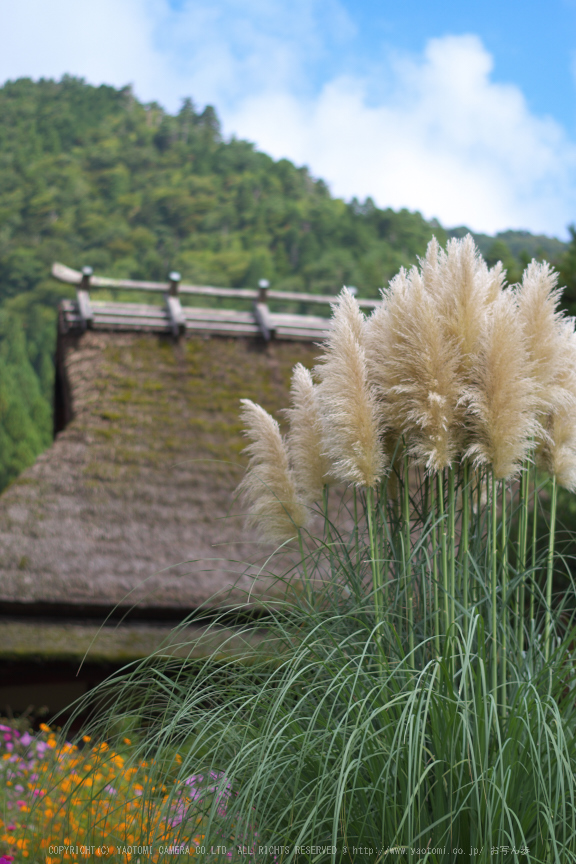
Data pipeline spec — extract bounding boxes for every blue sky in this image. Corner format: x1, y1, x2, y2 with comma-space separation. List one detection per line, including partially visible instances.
341, 1, 576, 135
0, 0, 575, 238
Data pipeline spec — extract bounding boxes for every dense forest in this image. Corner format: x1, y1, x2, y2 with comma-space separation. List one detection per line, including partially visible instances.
0, 75, 575, 492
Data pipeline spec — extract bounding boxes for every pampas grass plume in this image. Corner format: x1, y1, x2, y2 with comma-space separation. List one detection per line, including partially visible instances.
516, 261, 569, 417
366, 266, 461, 472
315, 289, 385, 487
464, 290, 539, 479
285, 363, 332, 504
424, 234, 503, 380
538, 323, 576, 491
238, 398, 308, 544
544, 399, 576, 492
515, 261, 576, 490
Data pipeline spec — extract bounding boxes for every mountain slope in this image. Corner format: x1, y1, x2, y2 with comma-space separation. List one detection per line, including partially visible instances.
0, 75, 571, 491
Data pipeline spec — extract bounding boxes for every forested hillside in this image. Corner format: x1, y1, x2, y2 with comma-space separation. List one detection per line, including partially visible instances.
0, 75, 573, 492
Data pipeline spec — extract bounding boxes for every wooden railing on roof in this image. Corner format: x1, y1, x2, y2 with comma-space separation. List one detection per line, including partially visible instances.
52, 262, 381, 342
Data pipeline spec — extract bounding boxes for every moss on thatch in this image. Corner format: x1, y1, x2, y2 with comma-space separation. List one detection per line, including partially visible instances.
0, 331, 318, 617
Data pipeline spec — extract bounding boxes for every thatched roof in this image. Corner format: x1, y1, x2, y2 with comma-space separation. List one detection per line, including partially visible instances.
0, 330, 318, 618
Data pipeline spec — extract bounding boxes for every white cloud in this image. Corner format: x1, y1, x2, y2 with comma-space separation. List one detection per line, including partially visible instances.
228, 35, 576, 236
0, 0, 350, 110
0, 2, 574, 236
148, 0, 356, 110
0, 1, 167, 95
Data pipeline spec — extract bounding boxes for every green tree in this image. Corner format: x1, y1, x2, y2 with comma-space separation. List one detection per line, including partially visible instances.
560, 225, 576, 315
0, 75, 568, 491
0, 312, 51, 489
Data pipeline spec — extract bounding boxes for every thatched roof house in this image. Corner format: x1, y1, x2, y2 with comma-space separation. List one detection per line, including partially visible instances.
1, 267, 371, 713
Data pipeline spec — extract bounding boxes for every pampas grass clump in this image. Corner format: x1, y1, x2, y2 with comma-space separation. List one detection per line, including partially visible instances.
48, 236, 576, 863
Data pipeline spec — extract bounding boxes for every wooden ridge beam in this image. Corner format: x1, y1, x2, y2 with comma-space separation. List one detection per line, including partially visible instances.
52, 262, 380, 310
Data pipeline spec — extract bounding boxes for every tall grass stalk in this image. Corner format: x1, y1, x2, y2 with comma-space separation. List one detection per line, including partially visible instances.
545, 475, 558, 661
297, 529, 311, 605
403, 453, 414, 665
516, 466, 529, 650
366, 485, 381, 626
431, 479, 440, 657
461, 461, 470, 639
491, 471, 498, 708
448, 466, 456, 638
438, 472, 449, 640
530, 466, 539, 627
500, 481, 508, 716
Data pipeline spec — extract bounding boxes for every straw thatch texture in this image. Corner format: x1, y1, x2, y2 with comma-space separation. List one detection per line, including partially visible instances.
0, 331, 318, 613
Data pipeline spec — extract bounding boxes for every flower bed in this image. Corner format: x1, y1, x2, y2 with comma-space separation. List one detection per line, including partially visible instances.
0, 722, 209, 862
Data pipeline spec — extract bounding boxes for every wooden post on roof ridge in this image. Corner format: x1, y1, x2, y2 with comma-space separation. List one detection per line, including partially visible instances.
165, 270, 186, 339
53, 260, 373, 339
76, 266, 94, 331
254, 278, 275, 341
257, 278, 269, 304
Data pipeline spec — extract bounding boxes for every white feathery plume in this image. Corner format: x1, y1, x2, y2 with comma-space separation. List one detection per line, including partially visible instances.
463, 290, 540, 479
314, 288, 386, 487
516, 260, 571, 418
485, 261, 507, 305
366, 265, 461, 472
419, 235, 443, 299
543, 393, 576, 492
237, 399, 308, 544
537, 320, 576, 491
365, 269, 413, 457
284, 363, 333, 504
515, 260, 576, 490
422, 234, 504, 382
